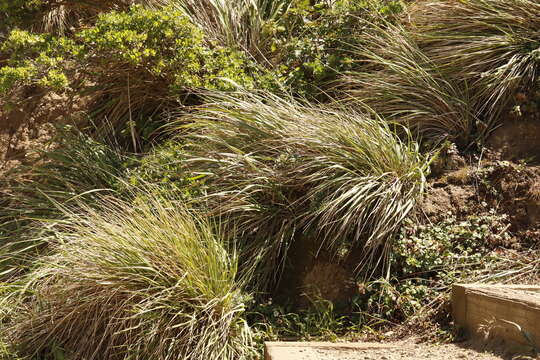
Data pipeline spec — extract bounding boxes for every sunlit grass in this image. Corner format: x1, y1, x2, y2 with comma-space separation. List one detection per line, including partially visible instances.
1, 195, 254, 360
410, 0, 540, 138
343, 24, 478, 147
178, 91, 430, 288
173, 0, 291, 59
0, 129, 128, 278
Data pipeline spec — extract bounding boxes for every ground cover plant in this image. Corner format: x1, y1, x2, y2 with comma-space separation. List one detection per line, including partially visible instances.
360, 213, 540, 323
1, 0, 540, 358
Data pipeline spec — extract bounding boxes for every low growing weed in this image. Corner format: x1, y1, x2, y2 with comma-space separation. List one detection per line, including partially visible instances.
354, 212, 534, 325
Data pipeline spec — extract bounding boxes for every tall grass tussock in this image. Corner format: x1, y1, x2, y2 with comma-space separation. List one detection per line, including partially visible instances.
180, 92, 429, 287
1, 195, 254, 360
344, 0, 540, 146
410, 0, 540, 138
344, 25, 478, 147
174, 0, 290, 59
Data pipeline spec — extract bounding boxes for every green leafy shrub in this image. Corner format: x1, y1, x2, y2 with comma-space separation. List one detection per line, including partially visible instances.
0, 65, 36, 94
0, 29, 76, 94
78, 7, 254, 91
173, 0, 404, 98
268, 0, 404, 98
0, 6, 263, 145
1, 195, 255, 360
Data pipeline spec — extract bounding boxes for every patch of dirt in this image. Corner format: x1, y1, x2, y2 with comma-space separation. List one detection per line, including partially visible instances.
274, 235, 358, 308
0, 88, 90, 175
422, 183, 476, 220
300, 260, 356, 305
486, 86, 540, 165
422, 149, 540, 245
488, 119, 540, 163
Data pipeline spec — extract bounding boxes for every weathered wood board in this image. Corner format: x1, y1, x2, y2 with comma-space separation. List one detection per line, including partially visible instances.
452, 284, 540, 351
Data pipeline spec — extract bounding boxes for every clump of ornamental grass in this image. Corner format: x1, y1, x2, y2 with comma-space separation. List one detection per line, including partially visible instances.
343, 24, 478, 147
0, 195, 254, 360
179, 91, 430, 289
409, 0, 540, 138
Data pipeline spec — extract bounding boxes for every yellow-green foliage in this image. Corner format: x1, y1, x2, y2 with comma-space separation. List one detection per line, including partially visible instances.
0, 29, 75, 93
0, 5, 266, 142
0, 6, 257, 95
78, 6, 255, 91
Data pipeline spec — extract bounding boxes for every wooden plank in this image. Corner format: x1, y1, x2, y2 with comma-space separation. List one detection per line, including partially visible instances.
452, 283, 468, 329
452, 284, 540, 351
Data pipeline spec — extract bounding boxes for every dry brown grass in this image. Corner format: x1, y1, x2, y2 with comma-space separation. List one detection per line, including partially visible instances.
528, 179, 540, 201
